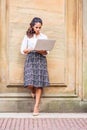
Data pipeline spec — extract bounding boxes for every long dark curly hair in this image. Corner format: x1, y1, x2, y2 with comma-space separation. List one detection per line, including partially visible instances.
26, 17, 43, 38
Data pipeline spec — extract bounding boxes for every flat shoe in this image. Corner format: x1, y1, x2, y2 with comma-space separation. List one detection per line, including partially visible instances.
33, 112, 39, 116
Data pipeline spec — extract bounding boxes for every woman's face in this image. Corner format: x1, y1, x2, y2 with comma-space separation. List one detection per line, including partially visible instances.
33, 22, 42, 35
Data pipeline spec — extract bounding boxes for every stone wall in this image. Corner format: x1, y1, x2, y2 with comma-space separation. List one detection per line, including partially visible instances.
0, 0, 87, 112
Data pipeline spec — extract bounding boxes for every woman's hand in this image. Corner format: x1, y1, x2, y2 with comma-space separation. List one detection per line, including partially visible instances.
36, 50, 47, 55
23, 49, 33, 54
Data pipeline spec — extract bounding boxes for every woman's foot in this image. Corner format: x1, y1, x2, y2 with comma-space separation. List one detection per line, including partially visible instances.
33, 106, 39, 116
31, 92, 35, 99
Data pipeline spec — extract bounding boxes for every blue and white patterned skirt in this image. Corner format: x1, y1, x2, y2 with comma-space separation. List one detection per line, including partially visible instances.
24, 51, 49, 87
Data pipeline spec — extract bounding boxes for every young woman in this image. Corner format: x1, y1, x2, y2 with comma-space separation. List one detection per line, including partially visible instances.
21, 17, 49, 116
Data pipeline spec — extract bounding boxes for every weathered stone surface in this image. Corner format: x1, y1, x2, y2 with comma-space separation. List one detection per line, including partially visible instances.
83, 0, 87, 99
0, 98, 87, 113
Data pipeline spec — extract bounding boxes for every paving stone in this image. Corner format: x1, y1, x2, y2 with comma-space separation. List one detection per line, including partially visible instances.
0, 113, 87, 130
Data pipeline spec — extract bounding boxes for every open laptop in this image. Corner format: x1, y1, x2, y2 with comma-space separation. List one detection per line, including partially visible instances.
34, 39, 56, 51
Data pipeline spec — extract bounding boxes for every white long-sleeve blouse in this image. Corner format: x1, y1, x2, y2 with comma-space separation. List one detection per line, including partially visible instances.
20, 33, 48, 54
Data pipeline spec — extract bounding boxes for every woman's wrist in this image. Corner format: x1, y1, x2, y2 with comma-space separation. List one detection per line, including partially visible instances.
36, 50, 47, 55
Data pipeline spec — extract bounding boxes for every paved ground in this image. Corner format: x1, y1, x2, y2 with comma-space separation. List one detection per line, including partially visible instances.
0, 113, 87, 130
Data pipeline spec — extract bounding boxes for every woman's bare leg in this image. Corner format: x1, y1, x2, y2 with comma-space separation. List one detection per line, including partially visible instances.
28, 86, 36, 98
33, 87, 42, 114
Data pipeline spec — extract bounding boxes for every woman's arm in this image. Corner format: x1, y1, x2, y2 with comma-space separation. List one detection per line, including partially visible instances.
20, 35, 33, 54
23, 49, 33, 54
